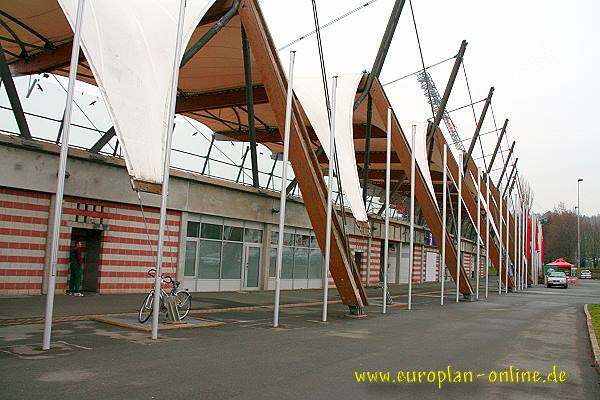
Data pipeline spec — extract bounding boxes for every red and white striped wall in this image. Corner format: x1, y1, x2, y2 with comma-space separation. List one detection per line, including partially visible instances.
0, 186, 182, 295
0, 187, 50, 294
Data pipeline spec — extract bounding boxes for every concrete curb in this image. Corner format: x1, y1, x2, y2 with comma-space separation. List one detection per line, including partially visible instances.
583, 304, 600, 376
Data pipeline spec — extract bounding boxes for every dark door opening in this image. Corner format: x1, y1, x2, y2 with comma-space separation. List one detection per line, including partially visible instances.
71, 228, 102, 293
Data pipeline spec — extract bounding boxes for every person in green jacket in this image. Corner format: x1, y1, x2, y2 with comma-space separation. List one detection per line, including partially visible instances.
68, 241, 84, 296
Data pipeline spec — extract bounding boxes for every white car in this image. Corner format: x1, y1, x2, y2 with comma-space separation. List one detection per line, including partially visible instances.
547, 272, 568, 288
580, 270, 592, 279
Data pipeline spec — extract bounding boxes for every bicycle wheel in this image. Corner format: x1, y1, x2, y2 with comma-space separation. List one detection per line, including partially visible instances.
175, 291, 191, 320
138, 291, 154, 323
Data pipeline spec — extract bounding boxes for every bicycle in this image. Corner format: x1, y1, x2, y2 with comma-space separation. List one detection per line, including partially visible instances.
138, 268, 192, 323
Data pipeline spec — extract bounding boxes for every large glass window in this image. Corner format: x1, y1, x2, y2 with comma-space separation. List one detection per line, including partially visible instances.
281, 247, 294, 279
201, 223, 222, 240
187, 221, 200, 238
197, 240, 221, 279
293, 247, 309, 279
309, 248, 323, 279
223, 225, 243, 242
245, 228, 262, 244
184, 241, 197, 276
269, 247, 277, 278
221, 242, 243, 279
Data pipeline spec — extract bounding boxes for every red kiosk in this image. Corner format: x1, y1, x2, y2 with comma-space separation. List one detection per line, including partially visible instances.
544, 258, 578, 286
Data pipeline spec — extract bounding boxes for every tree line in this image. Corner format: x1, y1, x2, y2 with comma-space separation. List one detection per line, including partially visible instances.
542, 203, 600, 267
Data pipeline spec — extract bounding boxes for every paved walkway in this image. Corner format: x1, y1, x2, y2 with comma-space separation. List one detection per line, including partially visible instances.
0, 280, 491, 323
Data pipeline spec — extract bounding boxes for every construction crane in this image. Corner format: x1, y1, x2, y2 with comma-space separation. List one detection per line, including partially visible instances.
416, 69, 465, 152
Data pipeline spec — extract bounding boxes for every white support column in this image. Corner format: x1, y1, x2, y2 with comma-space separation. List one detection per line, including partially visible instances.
440, 144, 447, 305
274, 51, 296, 328
514, 198, 518, 291
408, 125, 416, 310
322, 75, 337, 323
382, 107, 391, 314
498, 184, 503, 295
456, 153, 462, 303
505, 194, 509, 293
42, 0, 85, 350
475, 168, 481, 300
151, 0, 186, 340
485, 173, 490, 298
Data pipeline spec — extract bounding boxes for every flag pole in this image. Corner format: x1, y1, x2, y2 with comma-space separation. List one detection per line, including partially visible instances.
505, 194, 509, 293
485, 172, 490, 298
322, 75, 337, 322
498, 183, 503, 295
456, 152, 462, 303
382, 107, 391, 314
274, 51, 296, 328
440, 144, 447, 305
151, 0, 186, 340
475, 167, 480, 300
408, 125, 416, 310
43, 0, 86, 351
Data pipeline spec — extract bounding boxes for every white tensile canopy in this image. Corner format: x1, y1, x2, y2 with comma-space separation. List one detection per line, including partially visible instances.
57, 0, 218, 188
294, 74, 368, 223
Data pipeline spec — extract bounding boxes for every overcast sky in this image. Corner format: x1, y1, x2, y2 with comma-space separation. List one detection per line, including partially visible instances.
1, 0, 598, 215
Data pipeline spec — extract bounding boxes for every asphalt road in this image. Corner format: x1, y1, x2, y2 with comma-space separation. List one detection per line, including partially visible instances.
1, 281, 599, 399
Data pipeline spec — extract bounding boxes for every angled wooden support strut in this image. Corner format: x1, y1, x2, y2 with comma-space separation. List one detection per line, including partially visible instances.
487, 118, 508, 174
370, 80, 473, 296
463, 86, 494, 174
239, 0, 367, 307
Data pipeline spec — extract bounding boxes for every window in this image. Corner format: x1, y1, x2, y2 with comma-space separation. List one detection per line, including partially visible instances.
187, 221, 200, 238
221, 242, 243, 279
197, 240, 221, 279
184, 241, 197, 276
245, 228, 262, 244
293, 247, 309, 279
223, 225, 243, 242
281, 247, 294, 279
283, 232, 295, 246
295, 234, 311, 248
308, 248, 323, 279
269, 247, 277, 278
201, 223, 222, 240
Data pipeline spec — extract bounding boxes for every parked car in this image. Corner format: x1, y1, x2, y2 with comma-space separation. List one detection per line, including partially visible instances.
547, 271, 568, 288
579, 270, 592, 279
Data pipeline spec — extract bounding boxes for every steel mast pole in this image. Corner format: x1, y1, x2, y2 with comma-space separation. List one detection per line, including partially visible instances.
456, 153, 462, 303
382, 108, 392, 314
475, 168, 481, 300
498, 184, 503, 295
505, 194, 509, 293
408, 125, 416, 310
274, 51, 296, 328
440, 144, 447, 305
151, 0, 187, 340
485, 173, 490, 298
43, 0, 86, 350
322, 76, 337, 322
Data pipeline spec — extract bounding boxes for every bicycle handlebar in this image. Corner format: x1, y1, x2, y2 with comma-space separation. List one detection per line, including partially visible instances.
147, 268, 173, 284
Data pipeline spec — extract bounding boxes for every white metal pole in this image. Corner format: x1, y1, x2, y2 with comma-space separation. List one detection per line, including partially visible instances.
322, 75, 337, 322
42, 0, 85, 351
498, 184, 503, 295
274, 51, 296, 328
440, 144, 447, 305
514, 197, 518, 291
523, 204, 527, 289
408, 125, 416, 310
382, 108, 391, 314
151, 0, 186, 340
456, 153, 462, 303
505, 194, 509, 293
485, 173, 490, 298
475, 168, 480, 300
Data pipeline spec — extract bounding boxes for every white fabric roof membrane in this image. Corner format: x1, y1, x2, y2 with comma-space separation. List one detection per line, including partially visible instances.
58, 0, 217, 185
293, 74, 368, 223
406, 122, 438, 211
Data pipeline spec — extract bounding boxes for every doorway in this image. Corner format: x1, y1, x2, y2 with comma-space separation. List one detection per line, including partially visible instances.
243, 244, 261, 290
70, 228, 102, 293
